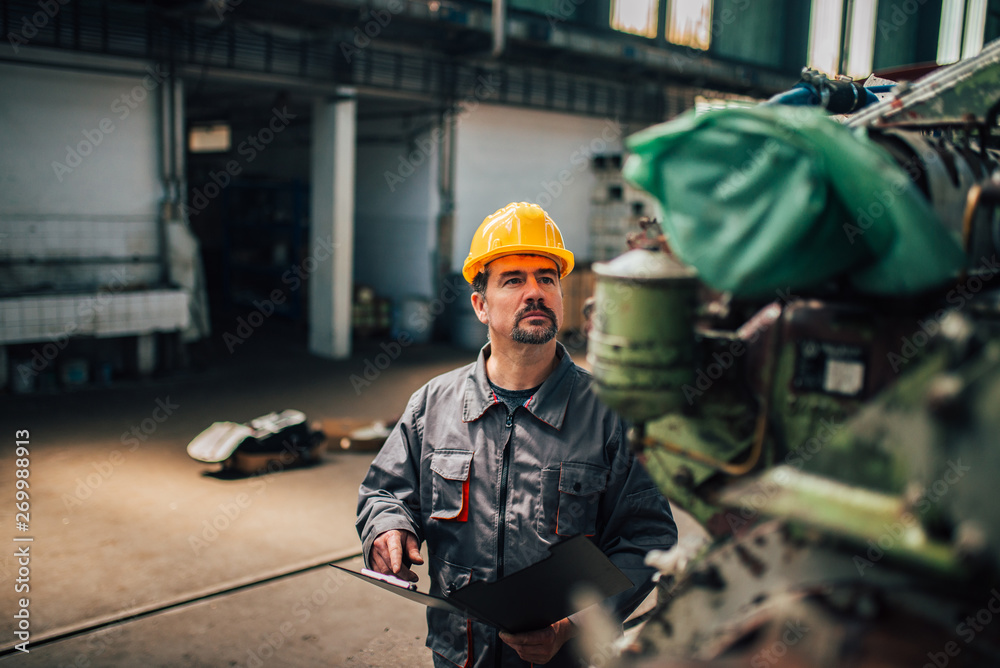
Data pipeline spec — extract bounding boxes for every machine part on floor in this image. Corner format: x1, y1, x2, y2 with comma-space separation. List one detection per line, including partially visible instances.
186, 409, 326, 474
337, 421, 393, 452
579, 36, 1000, 668
320, 416, 398, 452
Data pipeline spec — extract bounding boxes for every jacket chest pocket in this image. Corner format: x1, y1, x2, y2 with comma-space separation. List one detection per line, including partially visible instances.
537, 462, 609, 537
429, 450, 473, 521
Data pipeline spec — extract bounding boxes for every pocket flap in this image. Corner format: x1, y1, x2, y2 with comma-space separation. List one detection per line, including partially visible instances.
558, 462, 608, 495
430, 450, 473, 481
433, 554, 473, 595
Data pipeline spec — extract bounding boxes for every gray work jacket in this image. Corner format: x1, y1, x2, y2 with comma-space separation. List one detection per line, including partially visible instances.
356, 343, 677, 667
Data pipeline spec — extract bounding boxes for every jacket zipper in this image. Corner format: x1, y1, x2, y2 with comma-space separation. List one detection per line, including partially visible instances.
498, 409, 513, 578
495, 408, 515, 666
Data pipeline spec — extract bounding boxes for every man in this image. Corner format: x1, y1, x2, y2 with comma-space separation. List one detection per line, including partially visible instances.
356, 202, 677, 667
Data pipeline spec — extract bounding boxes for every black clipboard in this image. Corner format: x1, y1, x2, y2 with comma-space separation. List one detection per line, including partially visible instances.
331, 535, 633, 633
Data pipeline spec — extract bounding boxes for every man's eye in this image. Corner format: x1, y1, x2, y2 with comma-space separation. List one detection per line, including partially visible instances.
504, 278, 522, 286
540, 277, 555, 284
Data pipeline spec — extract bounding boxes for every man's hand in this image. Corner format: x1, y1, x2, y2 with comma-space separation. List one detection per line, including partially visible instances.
499, 618, 576, 664
370, 529, 424, 582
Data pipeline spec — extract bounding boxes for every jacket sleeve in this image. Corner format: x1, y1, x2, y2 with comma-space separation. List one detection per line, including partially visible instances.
355, 389, 426, 568
595, 417, 677, 623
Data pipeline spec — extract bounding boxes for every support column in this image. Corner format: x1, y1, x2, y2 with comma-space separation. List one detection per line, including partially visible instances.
435, 110, 456, 287
309, 90, 356, 359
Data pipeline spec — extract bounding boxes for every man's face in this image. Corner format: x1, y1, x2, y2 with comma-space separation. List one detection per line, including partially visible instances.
473, 254, 563, 345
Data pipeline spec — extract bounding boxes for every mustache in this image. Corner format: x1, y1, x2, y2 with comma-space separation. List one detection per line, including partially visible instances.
515, 302, 556, 323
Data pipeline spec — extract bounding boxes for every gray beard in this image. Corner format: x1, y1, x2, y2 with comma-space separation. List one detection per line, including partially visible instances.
511, 320, 557, 344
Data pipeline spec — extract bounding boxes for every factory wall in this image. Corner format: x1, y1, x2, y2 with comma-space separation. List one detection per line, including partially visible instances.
0, 62, 164, 294
452, 103, 625, 269
353, 115, 439, 301
710, 0, 810, 71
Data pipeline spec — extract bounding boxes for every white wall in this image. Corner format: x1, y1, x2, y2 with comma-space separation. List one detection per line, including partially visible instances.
0, 61, 164, 293
353, 116, 439, 300
452, 104, 625, 267
352, 104, 628, 302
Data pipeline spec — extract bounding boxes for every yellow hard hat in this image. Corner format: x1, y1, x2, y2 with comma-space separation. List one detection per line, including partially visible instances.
462, 202, 575, 283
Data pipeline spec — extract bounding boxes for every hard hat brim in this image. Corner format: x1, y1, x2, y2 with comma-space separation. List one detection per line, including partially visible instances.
462, 246, 575, 283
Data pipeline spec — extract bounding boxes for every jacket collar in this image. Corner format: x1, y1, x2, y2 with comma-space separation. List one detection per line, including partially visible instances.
462, 341, 576, 430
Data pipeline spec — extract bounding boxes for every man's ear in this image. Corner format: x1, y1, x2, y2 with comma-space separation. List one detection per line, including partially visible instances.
471, 292, 489, 325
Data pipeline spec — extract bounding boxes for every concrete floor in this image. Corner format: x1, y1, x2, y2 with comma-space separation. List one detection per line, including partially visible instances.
0, 323, 691, 666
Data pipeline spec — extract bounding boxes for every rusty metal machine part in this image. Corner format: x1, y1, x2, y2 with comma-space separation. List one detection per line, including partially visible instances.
867, 129, 1000, 262
627, 521, 1000, 667
582, 37, 1000, 668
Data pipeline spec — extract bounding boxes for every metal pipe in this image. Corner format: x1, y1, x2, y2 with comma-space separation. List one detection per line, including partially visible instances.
172, 74, 186, 214
644, 407, 766, 477
157, 62, 173, 286
961, 182, 1000, 281
492, 0, 506, 59
159, 62, 173, 197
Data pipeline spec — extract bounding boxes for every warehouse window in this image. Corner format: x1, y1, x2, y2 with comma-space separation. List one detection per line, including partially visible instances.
938, 0, 966, 62
844, 0, 877, 78
808, 0, 845, 76
937, 0, 989, 63
667, 0, 711, 50
962, 0, 988, 58
610, 0, 658, 39
189, 123, 231, 153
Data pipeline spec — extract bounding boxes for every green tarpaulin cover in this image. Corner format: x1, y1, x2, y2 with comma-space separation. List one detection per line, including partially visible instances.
623, 105, 965, 297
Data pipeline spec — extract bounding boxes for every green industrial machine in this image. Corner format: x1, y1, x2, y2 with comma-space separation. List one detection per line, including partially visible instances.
586, 41, 1000, 666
